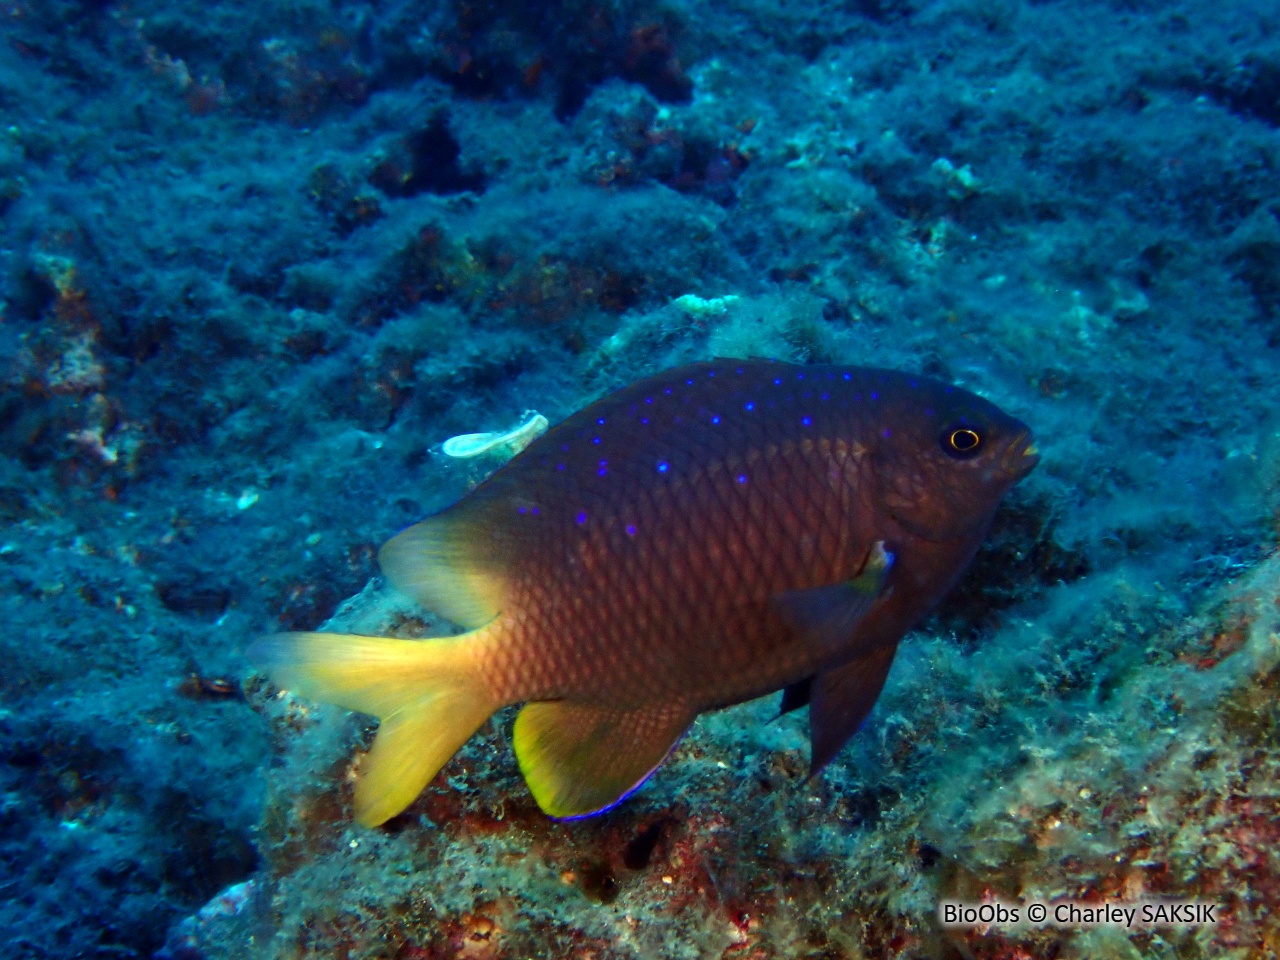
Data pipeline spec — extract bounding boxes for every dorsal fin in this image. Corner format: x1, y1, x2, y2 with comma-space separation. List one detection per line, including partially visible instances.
378, 506, 507, 628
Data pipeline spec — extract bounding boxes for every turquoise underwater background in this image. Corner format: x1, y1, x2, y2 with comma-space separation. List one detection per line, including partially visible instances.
1, 0, 1279, 957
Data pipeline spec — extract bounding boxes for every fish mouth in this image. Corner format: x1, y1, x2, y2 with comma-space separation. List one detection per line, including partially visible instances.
1001, 431, 1040, 479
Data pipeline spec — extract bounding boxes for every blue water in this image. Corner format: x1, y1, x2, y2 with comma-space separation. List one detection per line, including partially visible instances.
1, 0, 1277, 957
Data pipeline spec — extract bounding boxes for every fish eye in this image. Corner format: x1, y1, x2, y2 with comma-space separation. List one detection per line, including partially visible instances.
942, 426, 983, 458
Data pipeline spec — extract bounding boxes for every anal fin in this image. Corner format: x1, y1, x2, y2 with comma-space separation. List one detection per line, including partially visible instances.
513, 701, 694, 819
809, 641, 900, 774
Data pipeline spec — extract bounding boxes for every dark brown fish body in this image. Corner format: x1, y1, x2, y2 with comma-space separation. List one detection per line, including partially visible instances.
467, 362, 1011, 704
254, 359, 1038, 824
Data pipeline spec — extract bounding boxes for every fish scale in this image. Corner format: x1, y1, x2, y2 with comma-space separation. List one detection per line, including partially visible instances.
494, 435, 869, 705
252, 359, 1038, 824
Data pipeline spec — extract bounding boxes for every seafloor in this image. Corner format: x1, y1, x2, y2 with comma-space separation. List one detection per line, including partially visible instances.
2, 0, 1278, 957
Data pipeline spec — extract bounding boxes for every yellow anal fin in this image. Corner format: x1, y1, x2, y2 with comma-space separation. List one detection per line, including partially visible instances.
513, 700, 694, 819
248, 631, 496, 826
378, 511, 507, 629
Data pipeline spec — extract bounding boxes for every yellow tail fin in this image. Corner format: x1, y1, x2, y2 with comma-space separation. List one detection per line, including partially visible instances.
248, 631, 495, 826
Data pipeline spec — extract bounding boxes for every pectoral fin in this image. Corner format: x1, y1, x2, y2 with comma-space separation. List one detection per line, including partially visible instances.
513, 701, 694, 819
808, 641, 900, 774
772, 541, 894, 658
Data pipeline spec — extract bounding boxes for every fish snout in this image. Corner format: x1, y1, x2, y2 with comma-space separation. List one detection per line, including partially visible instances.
1001, 432, 1040, 479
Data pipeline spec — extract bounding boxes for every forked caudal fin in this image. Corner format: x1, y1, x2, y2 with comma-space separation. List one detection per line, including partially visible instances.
248, 631, 496, 827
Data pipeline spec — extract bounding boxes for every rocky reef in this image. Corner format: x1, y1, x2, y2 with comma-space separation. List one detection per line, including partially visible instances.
1, 0, 1278, 956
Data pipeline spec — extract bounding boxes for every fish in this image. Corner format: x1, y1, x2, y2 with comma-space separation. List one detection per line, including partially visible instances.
250, 359, 1038, 826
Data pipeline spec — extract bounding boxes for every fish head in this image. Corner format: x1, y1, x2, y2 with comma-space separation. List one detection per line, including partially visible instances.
867, 373, 1038, 543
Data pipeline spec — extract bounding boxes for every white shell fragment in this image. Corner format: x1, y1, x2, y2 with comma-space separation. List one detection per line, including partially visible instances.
442, 411, 549, 459
671, 293, 740, 319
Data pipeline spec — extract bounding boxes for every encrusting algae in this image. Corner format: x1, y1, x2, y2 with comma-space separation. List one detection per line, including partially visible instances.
250, 359, 1038, 825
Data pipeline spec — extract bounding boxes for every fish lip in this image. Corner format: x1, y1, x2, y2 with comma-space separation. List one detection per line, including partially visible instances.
1002, 431, 1040, 478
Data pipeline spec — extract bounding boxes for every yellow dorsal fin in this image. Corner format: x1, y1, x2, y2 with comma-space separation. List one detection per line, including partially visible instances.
378, 507, 506, 628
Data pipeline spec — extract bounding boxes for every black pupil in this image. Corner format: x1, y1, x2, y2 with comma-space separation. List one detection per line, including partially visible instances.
952, 429, 979, 450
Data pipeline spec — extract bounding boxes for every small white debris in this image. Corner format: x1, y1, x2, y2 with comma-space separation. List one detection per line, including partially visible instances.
197, 879, 256, 920
931, 157, 981, 198
443, 411, 548, 459
672, 293, 740, 320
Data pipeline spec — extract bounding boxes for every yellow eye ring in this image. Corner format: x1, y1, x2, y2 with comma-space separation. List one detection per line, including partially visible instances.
948, 428, 981, 453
